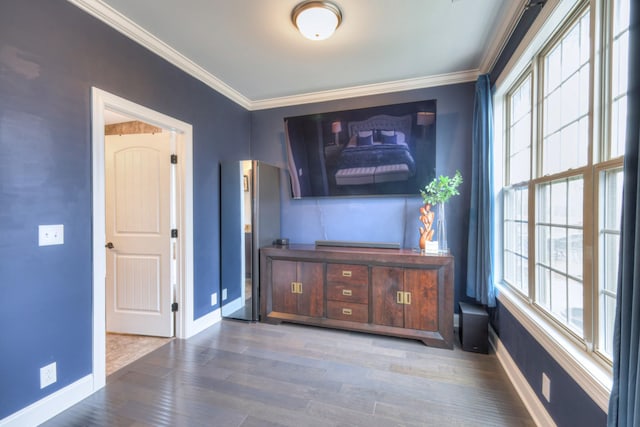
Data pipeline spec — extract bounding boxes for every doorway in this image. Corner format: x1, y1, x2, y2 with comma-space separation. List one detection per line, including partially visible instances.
102, 115, 175, 374
91, 88, 195, 390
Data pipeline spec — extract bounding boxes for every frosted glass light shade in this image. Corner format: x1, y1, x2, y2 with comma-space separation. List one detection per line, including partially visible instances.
292, 1, 342, 41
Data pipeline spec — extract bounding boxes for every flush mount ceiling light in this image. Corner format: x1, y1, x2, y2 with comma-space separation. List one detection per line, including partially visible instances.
292, 1, 342, 41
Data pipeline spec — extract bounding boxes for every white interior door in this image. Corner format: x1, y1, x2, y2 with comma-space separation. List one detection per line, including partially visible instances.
105, 132, 173, 337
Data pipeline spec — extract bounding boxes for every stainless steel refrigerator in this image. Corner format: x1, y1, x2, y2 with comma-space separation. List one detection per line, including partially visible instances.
220, 160, 281, 321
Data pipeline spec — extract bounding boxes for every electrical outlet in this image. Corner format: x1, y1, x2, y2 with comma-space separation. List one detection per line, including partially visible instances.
40, 362, 57, 389
542, 372, 551, 402
222, 288, 228, 301
38, 224, 64, 246
211, 292, 217, 306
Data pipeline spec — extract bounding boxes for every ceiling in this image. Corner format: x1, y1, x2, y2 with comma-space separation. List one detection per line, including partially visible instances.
71, 0, 525, 110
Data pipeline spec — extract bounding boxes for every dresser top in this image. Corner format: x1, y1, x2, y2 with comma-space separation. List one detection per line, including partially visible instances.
261, 244, 453, 266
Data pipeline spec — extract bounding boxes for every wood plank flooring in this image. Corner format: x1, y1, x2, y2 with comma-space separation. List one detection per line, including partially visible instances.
43, 320, 534, 426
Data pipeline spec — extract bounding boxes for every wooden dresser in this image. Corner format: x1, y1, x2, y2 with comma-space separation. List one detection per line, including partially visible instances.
260, 245, 454, 348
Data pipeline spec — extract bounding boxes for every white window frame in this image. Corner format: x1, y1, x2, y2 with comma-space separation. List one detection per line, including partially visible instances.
492, 0, 629, 412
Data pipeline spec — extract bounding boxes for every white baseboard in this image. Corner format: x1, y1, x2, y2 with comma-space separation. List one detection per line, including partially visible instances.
186, 307, 222, 338
0, 375, 93, 427
489, 327, 556, 427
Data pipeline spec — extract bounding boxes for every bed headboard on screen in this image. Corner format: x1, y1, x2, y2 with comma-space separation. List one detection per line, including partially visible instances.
347, 114, 413, 139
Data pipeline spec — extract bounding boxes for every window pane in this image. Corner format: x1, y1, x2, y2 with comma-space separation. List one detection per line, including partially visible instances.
551, 271, 567, 319
598, 167, 623, 360
604, 234, 620, 291
546, 46, 562, 92
504, 186, 529, 293
508, 77, 532, 184
609, 0, 630, 159
542, 11, 590, 175
603, 295, 617, 357
537, 265, 551, 310
551, 226, 567, 272
568, 177, 584, 226
538, 225, 551, 266
568, 279, 584, 334
551, 180, 567, 224
568, 229, 583, 279
603, 168, 622, 238
536, 178, 584, 333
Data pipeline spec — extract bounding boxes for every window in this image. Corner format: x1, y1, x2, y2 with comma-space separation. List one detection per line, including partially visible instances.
504, 185, 528, 293
536, 9, 590, 335
598, 168, 623, 358
498, 0, 628, 367
503, 75, 532, 295
536, 177, 584, 335
508, 75, 532, 184
542, 12, 590, 176
610, 0, 630, 159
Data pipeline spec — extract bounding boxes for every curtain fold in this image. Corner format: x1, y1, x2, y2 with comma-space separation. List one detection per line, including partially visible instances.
608, 0, 640, 425
466, 74, 495, 307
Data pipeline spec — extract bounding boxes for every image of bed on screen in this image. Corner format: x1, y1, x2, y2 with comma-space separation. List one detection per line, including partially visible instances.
285, 99, 436, 198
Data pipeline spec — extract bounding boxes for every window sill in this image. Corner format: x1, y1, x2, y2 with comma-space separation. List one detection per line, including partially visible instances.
496, 283, 611, 412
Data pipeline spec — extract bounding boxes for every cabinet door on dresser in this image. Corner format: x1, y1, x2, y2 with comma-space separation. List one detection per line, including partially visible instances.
271, 259, 323, 317
372, 266, 438, 331
403, 268, 438, 331
371, 267, 404, 327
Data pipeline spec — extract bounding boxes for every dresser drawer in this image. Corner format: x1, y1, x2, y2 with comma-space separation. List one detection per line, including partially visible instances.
327, 263, 368, 284
327, 282, 368, 303
327, 301, 369, 323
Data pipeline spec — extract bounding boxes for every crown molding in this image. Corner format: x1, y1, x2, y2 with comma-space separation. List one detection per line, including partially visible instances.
67, 0, 480, 111
249, 70, 480, 110
479, 0, 528, 74
66, 0, 252, 110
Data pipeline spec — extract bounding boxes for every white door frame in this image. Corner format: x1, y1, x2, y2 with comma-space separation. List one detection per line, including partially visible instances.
91, 87, 195, 391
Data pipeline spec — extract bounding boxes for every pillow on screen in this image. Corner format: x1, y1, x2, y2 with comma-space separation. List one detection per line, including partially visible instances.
380, 130, 395, 136
357, 130, 373, 137
382, 134, 397, 144
357, 133, 373, 146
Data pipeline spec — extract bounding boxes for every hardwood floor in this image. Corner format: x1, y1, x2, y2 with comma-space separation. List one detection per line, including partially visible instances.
43, 321, 534, 426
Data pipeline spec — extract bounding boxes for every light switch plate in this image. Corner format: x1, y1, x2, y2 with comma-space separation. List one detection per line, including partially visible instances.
39, 224, 64, 246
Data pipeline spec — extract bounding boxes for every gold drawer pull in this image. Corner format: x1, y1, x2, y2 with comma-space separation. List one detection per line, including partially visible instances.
342, 308, 352, 315
342, 289, 352, 296
397, 291, 411, 304
342, 270, 352, 277
291, 282, 303, 294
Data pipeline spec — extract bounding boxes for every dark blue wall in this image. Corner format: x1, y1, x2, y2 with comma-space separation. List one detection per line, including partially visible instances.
250, 83, 476, 313
494, 304, 607, 426
0, 0, 250, 418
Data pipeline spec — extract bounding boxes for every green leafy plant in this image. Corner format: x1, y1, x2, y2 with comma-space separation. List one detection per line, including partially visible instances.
419, 170, 463, 206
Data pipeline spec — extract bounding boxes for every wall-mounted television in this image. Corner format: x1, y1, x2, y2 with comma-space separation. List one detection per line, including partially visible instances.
285, 99, 436, 198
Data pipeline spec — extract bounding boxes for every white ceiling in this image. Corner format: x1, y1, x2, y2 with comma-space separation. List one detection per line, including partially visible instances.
72, 0, 525, 110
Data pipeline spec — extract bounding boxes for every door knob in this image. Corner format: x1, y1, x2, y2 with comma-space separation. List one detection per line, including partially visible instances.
105, 242, 114, 249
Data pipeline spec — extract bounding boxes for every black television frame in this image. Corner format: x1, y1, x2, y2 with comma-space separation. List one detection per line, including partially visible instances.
284, 99, 437, 198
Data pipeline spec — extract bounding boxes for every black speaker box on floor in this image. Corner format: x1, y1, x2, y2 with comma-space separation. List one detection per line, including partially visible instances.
459, 302, 489, 354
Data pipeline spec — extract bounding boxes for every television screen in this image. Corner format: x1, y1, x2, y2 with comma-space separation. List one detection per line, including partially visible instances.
285, 99, 436, 198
